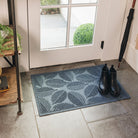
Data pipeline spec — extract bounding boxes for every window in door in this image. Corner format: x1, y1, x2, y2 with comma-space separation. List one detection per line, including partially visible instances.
40, 0, 98, 50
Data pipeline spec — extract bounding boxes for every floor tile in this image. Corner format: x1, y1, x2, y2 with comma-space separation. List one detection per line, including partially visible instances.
81, 102, 127, 122
130, 111, 138, 126
32, 91, 39, 116
36, 110, 92, 138
21, 73, 39, 117
120, 97, 138, 112
0, 102, 39, 138
21, 73, 33, 102
120, 97, 138, 125
88, 115, 138, 138
117, 69, 138, 98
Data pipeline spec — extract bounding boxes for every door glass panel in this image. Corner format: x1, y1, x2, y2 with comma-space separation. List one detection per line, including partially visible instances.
69, 6, 96, 46
40, 0, 68, 6
72, 0, 97, 4
40, 8, 68, 50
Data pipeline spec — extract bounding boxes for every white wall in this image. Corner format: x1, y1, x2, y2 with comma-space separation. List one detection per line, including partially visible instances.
0, 0, 29, 72
124, 0, 138, 73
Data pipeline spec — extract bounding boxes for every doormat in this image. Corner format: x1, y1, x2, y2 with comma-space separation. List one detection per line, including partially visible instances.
31, 65, 130, 116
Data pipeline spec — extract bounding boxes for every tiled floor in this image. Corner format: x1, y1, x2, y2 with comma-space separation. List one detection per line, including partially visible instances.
0, 60, 138, 138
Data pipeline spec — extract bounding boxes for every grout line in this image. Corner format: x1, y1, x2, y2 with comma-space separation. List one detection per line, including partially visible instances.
128, 113, 138, 127
31, 101, 41, 138
86, 112, 129, 124
80, 109, 94, 138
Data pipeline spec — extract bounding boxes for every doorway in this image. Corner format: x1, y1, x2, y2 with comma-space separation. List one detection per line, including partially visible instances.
28, 0, 126, 68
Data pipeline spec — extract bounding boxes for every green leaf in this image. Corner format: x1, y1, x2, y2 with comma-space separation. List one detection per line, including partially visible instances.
0, 24, 22, 55
73, 23, 94, 45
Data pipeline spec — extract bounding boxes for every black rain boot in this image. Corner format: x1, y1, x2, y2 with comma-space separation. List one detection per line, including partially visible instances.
99, 64, 110, 95
109, 65, 121, 97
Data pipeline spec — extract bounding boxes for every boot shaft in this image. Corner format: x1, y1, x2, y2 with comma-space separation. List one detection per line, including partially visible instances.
101, 64, 109, 79
110, 65, 117, 80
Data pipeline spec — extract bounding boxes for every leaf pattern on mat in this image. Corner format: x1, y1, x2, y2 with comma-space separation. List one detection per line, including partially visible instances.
35, 87, 56, 97
38, 98, 51, 114
87, 67, 101, 78
59, 71, 73, 81
76, 74, 95, 83
67, 81, 85, 90
68, 92, 85, 106
52, 103, 75, 111
46, 79, 66, 88
87, 97, 102, 105
87, 96, 112, 105
51, 90, 67, 104
93, 78, 100, 86
32, 75, 44, 88
36, 92, 53, 98
31, 65, 129, 116
35, 87, 55, 93
44, 73, 57, 80
84, 85, 99, 98
73, 69, 85, 75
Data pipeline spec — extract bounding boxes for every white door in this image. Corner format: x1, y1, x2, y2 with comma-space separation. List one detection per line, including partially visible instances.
28, 0, 127, 68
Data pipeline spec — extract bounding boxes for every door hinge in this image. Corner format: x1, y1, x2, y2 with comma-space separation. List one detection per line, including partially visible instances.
101, 41, 104, 49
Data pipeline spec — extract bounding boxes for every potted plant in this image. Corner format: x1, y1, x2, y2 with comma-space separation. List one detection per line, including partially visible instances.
0, 24, 21, 56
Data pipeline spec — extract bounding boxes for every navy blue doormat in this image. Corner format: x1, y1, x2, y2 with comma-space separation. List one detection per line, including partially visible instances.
31, 65, 130, 116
